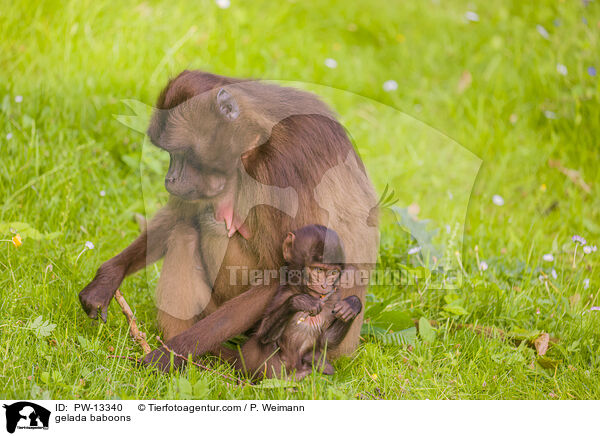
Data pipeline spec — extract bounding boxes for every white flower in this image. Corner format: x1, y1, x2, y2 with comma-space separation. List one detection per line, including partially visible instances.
215, 0, 230, 8
583, 278, 590, 289
408, 246, 421, 255
536, 24, 550, 40
542, 253, 554, 262
14, 95, 23, 103
324, 58, 338, 69
583, 245, 596, 254
551, 269, 558, 279
492, 195, 504, 206
76, 241, 96, 263
479, 261, 488, 271
544, 110, 557, 119
6, 133, 12, 140
382, 80, 398, 92
100, 190, 106, 197
556, 64, 568, 75
465, 11, 479, 22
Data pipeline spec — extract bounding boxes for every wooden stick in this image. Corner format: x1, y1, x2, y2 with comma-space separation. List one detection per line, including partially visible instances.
114, 289, 152, 354
113, 289, 249, 385
413, 318, 558, 350
108, 354, 140, 363
548, 159, 592, 193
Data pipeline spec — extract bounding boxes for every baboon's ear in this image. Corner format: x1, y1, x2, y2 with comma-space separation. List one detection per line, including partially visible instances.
282, 232, 296, 263
147, 109, 167, 147
217, 88, 240, 120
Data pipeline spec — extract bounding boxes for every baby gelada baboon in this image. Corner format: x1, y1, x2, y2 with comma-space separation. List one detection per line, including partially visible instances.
217, 225, 362, 380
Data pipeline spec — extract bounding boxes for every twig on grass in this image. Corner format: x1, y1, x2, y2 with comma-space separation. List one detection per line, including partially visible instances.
548, 159, 591, 193
111, 289, 248, 385
108, 354, 140, 363
114, 289, 152, 354
414, 318, 558, 354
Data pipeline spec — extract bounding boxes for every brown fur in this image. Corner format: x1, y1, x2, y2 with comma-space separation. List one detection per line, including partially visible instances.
78, 70, 379, 371
214, 225, 361, 380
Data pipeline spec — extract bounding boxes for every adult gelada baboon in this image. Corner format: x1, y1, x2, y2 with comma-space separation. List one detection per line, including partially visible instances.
78, 70, 379, 371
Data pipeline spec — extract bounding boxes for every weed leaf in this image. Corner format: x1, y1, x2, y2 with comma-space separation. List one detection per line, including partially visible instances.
418, 317, 436, 343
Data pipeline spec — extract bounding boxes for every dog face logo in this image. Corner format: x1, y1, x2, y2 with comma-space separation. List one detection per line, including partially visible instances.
2, 402, 50, 433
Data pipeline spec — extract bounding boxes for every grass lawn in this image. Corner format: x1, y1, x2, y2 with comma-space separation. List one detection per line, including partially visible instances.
1, 0, 599, 400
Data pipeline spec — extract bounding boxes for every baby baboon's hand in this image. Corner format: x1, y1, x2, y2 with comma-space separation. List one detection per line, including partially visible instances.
291, 294, 323, 316
333, 295, 362, 322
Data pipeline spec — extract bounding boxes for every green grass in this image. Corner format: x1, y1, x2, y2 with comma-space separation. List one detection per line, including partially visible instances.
1, 0, 599, 399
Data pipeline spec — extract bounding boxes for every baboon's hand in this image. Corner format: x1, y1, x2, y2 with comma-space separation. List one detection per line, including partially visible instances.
142, 346, 185, 372
332, 296, 362, 322
291, 294, 323, 316
78, 263, 125, 322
